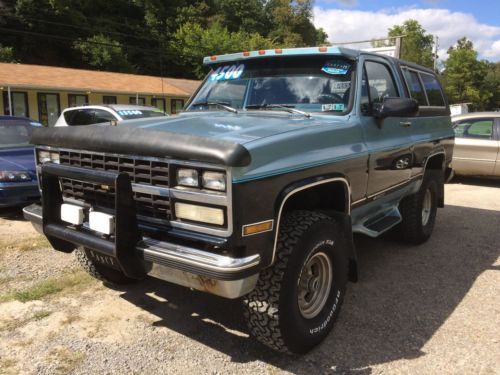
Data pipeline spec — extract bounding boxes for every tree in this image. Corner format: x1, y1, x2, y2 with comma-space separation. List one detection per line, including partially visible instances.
0, 44, 16, 62
442, 37, 493, 110
384, 20, 434, 68
73, 35, 136, 72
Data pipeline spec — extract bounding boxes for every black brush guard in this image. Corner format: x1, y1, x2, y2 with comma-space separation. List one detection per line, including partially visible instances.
41, 163, 144, 279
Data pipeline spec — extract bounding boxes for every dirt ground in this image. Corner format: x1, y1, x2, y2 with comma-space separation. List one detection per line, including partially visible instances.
0, 178, 499, 375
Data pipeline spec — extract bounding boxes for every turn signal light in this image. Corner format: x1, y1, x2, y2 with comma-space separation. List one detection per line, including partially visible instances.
242, 220, 274, 236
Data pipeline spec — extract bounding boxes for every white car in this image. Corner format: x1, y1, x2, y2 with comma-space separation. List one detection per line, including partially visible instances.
54, 104, 168, 127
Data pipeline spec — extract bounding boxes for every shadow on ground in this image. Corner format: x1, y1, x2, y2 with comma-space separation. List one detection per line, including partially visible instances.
111, 204, 500, 373
0, 206, 26, 220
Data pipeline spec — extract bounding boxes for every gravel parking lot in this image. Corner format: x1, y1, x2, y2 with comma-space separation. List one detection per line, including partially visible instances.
0, 178, 499, 375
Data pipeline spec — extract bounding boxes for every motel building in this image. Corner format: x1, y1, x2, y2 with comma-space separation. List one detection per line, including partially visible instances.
0, 62, 200, 126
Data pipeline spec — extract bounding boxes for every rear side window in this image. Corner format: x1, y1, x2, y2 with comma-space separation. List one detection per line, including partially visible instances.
454, 119, 494, 139
65, 109, 94, 126
402, 69, 427, 106
420, 73, 445, 106
93, 109, 116, 123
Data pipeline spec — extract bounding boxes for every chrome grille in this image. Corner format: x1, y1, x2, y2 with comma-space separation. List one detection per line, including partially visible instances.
59, 151, 171, 221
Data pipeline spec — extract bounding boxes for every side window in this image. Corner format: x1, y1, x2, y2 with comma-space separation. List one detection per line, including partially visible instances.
93, 109, 116, 123
67, 109, 94, 126
402, 69, 427, 105
454, 119, 494, 139
361, 61, 399, 114
420, 73, 445, 106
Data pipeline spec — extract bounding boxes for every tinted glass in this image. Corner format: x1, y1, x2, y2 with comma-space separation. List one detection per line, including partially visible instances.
454, 119, 494, 139
402, 69, 427, 105
187, 57, 354, 114
67, 109, 94, 125
93, 109, 116, 123
0, 120, 35, 148
420, 73, 445, 106
361, 61, 399, 114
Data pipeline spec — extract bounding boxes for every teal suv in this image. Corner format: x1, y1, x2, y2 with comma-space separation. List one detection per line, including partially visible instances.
24, 47, 453, 354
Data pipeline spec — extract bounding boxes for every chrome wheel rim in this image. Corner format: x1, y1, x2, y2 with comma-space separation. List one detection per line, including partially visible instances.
422, 189, 432, 226
298, 252, 333, 319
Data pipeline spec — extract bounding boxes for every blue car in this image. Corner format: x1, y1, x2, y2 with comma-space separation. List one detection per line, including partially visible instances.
0, 116, 41, 207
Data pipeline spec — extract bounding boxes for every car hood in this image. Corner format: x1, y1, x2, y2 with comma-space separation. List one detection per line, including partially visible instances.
117, 111, 325, 144
0, 147, 36, 174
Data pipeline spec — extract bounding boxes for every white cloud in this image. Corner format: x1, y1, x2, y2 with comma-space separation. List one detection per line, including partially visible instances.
313, 7, 500, 61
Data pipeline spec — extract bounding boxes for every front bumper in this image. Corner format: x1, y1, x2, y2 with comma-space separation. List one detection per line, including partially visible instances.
0, 182, 40, 207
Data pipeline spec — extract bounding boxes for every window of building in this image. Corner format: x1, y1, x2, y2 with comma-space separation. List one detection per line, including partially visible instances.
361, 61, 399, 114
402, 69, 427, 106
420, 73, 445, 107
129, 97, 145, 105
37, 93, 60, 127
2, 91, 29, 117
454, 119, 494, 140
68, 94, 88, 107
103, 96, 117, 105
152, 98, 166, 113
171, 99, 184, 114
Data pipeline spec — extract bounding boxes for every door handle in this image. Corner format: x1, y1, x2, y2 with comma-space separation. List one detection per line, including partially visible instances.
400, 121, 412, 128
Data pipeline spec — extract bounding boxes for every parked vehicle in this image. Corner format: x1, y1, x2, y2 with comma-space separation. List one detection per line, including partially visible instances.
54, 104, 167, 127
0, 116, 41, 207
24, 47, 454, 354
450, 112, 500, 178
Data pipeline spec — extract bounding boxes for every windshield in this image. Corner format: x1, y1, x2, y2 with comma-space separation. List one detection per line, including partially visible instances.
116, 109, 167, 120
187, 56, 354, 114
0, 120, 35, 149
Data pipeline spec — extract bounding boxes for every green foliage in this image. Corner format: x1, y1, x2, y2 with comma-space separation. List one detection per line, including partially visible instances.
442, 37, 497, 110
0, 44, 16, 62
388, 19, 434, 68
173, 21, 277, 78
73, 34, 136, 72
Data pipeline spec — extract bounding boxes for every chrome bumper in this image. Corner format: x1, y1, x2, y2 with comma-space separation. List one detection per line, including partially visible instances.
23, 203, 260, 298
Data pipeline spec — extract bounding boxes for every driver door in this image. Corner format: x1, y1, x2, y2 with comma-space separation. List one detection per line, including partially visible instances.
358, 57, 413, 197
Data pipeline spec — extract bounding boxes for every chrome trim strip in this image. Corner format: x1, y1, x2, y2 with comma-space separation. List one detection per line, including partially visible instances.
23, 205, 42, 220
131, 183, 228, 205
271, 177, 351, 264
138, 237, 260, 273
366, 174, 422, 200
242, 219, 274, 237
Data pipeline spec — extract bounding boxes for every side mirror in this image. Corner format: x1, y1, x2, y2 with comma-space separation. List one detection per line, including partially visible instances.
373, 97, 419, 128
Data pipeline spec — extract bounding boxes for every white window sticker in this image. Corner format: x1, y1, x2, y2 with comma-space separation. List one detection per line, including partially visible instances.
210, 64, 245, 81
321, 103, 345, 112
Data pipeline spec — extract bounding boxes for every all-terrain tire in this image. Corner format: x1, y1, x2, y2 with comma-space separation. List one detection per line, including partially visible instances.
398, 172, 439, 244
243, 210, 349, 354
75, 247, 137, 285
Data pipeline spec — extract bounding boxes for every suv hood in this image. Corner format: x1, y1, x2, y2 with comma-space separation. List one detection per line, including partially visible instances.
0, 147, 36, 174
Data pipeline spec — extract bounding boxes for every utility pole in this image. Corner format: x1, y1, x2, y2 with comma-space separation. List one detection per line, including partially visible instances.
433, 35, 439, 71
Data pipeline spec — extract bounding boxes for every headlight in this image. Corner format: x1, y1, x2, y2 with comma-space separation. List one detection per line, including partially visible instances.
0, 171, 32, 182
176, 168, 199, 187
175, 202, 224, 226
202, 171, 226, 191
37, 150, 59, 164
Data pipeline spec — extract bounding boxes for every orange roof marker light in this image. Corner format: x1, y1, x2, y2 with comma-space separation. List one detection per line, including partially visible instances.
243, 51, 250, 57
275, 49, 283, 54
258, 50, 266, 55
210, 55, 217, 61
319, 47, 328, 52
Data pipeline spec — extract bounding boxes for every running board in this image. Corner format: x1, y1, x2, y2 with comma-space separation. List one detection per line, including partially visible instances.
353, 207, 402, 238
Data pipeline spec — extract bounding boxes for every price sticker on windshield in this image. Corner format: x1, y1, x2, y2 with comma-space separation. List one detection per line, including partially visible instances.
210, 64, 245, 81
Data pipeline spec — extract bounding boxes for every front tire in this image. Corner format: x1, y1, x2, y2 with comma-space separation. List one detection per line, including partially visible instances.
75, 247, 137, 285
243, 211, 348, 354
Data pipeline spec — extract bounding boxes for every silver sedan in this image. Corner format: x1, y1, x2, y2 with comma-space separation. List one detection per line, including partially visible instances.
451, 112, 500, 177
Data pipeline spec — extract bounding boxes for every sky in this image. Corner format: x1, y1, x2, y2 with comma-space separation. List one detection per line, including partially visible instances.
313, 0, 500, 62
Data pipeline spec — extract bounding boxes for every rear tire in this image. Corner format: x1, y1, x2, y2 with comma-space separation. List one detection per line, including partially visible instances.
398, 173, 439, 244
75, 247, 137, 285
243, 211, 348, 354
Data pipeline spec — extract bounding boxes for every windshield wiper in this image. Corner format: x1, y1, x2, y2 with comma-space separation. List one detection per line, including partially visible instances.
245, 104, 311, 118
190, 100, 238, 114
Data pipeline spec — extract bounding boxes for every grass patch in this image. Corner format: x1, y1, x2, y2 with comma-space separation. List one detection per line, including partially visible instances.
47, 347, 85, 374
0, 309, 52, 332
0, 269, 95, 303
0, 234, 50, 253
